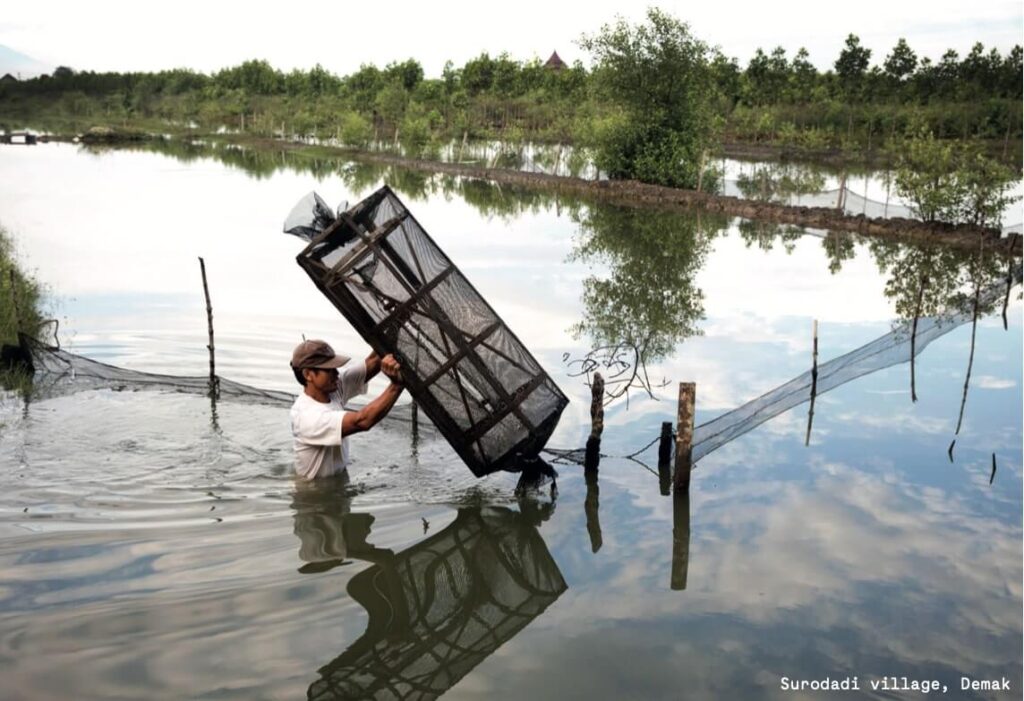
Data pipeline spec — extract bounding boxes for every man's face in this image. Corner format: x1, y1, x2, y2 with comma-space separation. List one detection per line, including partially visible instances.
304, 367, 339, 394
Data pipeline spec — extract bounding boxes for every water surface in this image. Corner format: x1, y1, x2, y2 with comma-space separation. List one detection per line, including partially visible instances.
0, 142, 1020, 700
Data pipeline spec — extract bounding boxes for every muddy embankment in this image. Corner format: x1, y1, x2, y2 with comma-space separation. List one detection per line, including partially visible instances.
258, 139, 1020, 255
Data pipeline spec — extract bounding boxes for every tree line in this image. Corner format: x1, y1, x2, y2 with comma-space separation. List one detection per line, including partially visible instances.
1, 29, 1019, 147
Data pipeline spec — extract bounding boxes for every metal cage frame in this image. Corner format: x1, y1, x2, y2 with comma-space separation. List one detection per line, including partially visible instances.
296, 185, 568, 476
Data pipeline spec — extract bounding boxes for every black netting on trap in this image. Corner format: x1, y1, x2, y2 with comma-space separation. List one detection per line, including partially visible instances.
291, 185, 568, 477
307, 506, 566, 701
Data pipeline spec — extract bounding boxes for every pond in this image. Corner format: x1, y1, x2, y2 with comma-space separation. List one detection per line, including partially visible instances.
0, 141, 1020, 700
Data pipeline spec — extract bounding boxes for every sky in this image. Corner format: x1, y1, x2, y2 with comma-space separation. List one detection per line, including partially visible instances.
0, 0, 1021, 78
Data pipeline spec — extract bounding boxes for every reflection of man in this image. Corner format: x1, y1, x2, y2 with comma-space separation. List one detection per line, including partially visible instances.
291, 481, 393, 574
289, 339, 404, 480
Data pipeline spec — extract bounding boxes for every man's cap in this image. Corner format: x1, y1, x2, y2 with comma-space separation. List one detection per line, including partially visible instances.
291, 339, 351, 370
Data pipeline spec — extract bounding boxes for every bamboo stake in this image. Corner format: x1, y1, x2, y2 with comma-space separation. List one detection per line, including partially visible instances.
198, 257, 218, 397
8, 268, 21, 332
1003, 237, 1014, 331
805, 320, 819, 446
696, 149, 707, 193
585, 372, 605, 473
953, 281, 982, 436
658, 421, 673, 496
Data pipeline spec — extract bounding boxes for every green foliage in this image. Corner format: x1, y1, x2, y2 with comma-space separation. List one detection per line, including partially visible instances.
0, 24, 1019, 168
338, 111, 372, 147
0, 225, 45, 348
884, 39, 918, 83
835, 34, 872, 100
580, 8, 721, 188
895, 130, 1019, 225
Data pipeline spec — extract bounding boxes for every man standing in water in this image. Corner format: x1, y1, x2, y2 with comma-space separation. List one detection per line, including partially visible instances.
289, 339, 404, 480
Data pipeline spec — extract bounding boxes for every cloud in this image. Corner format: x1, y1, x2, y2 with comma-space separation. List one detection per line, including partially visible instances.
975, 375, 1016, 390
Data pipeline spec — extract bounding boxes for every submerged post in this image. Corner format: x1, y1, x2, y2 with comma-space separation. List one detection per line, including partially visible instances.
198, 257, 217, 397
674, 383, 695, 492
585, 372, 604, 473
584, 470, 602, 553
696, 149, 707, 193
671, 490, 690, 591
658, 421, 673, 496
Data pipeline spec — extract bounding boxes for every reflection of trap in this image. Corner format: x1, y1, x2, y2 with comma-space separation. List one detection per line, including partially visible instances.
293, 186, 568, 477
308, 507, 566, 700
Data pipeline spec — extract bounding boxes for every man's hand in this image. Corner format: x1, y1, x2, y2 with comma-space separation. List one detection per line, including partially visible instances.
381, 354, 403, 384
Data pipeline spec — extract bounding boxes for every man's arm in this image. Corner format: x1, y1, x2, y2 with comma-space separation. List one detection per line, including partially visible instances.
364, 351, 381, 381
342, 355, 404, 435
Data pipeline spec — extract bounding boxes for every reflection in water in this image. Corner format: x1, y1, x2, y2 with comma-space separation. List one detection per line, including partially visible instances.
734, 162, 827, 205
584, 471, 602, 553
671, 491, 690, 591
870, 239, 1005, 322
291, 489, 566, 701
291, 478, 395, 574
569, 205, 728, 365
733, 163, 828, 255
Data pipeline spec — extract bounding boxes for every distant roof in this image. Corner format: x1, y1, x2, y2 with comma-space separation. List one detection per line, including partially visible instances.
544, 51, 566, 70
0, 73, 18, 82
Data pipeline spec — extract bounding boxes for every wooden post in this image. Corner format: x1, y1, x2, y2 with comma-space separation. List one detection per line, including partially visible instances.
953, 281, 982, 436
198, 257, 217, 397
805, 320, 818, 446
671, 490, 690, 590
585, 372, 605, 473
696, 149, 707, 193
674, 383, 695, 492
1003, 236, 1015, 331
8, 268, 21, 331
584, 470, 602, 553
658, 421, 673, 496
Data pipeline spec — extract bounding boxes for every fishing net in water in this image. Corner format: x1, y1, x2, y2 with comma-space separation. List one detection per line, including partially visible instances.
720, 180, 1022, 235
690, 266, 1020, 462
287, 185, 569, 477
15, 337, 414, 425
544, 265, 1021, 467
19, 338, 294, 405
307, 506, 566, 701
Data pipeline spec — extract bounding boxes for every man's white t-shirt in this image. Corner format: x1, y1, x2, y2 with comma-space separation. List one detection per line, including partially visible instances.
290, 362, 368, 480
